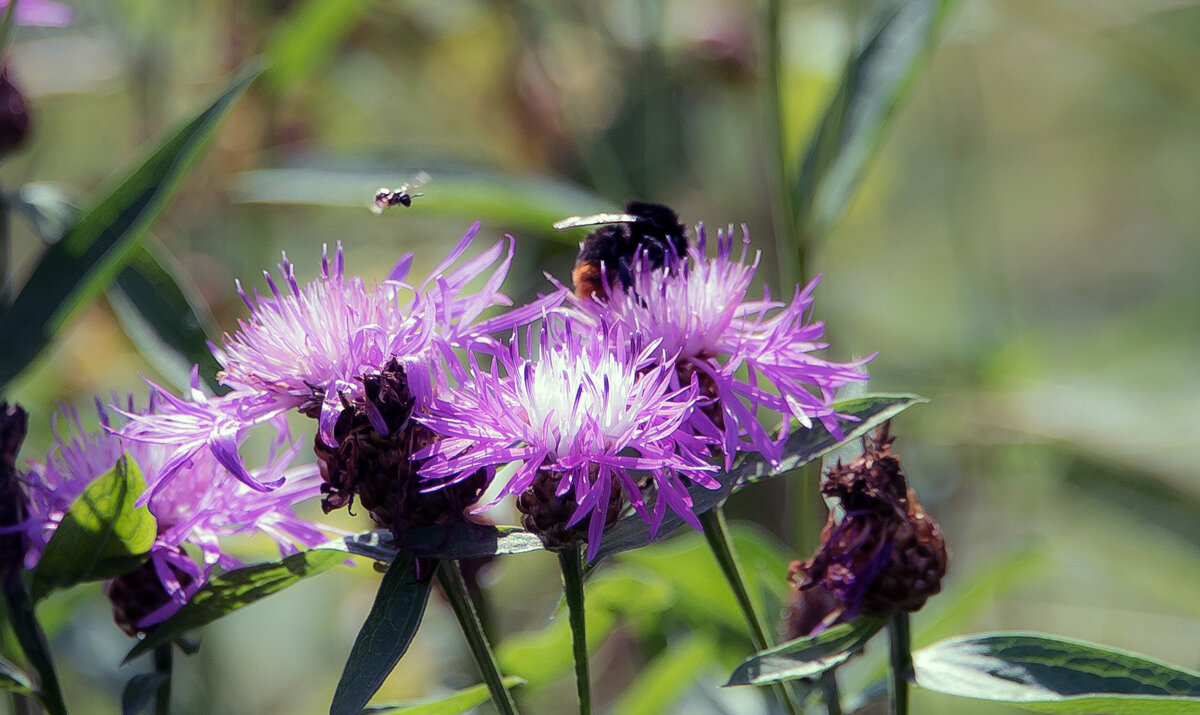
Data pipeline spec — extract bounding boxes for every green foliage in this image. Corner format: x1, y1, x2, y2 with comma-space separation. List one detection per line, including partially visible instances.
726, 618, 887, 686
793, 0, 960, 242
120, 672, 168, 715
913, 633, 1200, 714
32, 456, 156, 600
322, 525, 543, 563
0, 656, 35, 695
265, 0, 375, 93
360, 677, 525, 715
330, 556, 434, 715
0, 62, 260, 390
124, 548, 347, 662
612, 635, 717, 715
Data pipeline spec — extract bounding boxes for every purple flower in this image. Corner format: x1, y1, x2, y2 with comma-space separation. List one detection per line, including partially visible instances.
1, 0, 72, 27
213, 225, 561, 447
14, 397, 332, 629
416, 319, 718, 560
575, 224, 872, 467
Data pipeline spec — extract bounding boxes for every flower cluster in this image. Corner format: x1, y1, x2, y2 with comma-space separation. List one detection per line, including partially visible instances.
1, 206, 873, 635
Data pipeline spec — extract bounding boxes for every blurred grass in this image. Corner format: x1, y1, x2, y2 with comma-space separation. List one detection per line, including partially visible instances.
1, 0, 1198, 713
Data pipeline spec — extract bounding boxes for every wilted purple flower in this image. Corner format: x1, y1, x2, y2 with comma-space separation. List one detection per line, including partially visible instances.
416, 319, 717, 560
213, 225, 561, 447
1, 0, 73, 27
13, 397, 331, 631
575, 224, 872, 467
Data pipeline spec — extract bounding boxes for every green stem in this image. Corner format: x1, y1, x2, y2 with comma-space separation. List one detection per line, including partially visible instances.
699, 508, 801, 715
2, 576, 66, 715
558, 548, 591, 715
436, 561, 519, 715
152, 644, 172, 715
0, 177, 9, 307
821, 669, 843, 715
765, 0, 802, 289
888, 611, 912, 715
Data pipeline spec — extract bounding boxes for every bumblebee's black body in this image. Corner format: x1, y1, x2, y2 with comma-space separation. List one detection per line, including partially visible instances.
571, 201, 687, 300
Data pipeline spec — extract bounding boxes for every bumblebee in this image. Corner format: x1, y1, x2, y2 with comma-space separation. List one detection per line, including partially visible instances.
554, 201, 687, 300
372, 172, 429, 213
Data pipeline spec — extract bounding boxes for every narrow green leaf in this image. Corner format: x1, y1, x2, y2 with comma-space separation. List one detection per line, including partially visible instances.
265, 0, 374, 93
318, 525, 542, 563
121, 672, 168, 715
0, 62, 261, 390
361, 677, 525, 715
331, 555, 434, 715
233, 166, 610, 234
794, 0, 959, 241
913, 632, 1200, 714
0, 656, 35, 695
593, 394, 924, 562
612, 634, 717, 715
108, 239, 222, 393
32, 457, 156, 600
123, 548, 345, 663
725, 617, 887, 687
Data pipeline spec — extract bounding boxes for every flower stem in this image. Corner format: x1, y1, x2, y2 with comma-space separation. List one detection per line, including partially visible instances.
436, 561, 519, 715
888, 611, 912, 715
699, 508, 801, 715
153, 644, 172, 715
558, 547, 591, 715
821, 669, 843, 715
2, 575, 66, 715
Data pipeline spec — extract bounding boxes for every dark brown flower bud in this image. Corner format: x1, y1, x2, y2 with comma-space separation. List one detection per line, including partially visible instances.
0, 64, 30, 158
107, 550, 195, 636
314, 359, 488, 542
515, 468, 624, 552
785, 424, 947, 637
0, 402, 30, 581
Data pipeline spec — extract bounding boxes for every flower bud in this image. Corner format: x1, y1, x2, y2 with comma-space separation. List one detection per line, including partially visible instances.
515, 468, 624, 552
108, 550, 196, 636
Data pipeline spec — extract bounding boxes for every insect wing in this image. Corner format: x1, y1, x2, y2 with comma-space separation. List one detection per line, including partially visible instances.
552, 212, 640, 231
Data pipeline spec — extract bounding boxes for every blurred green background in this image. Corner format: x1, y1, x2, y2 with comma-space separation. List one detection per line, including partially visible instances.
3, 0, 1199, 713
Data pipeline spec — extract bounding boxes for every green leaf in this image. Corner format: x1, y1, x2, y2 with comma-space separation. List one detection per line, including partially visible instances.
360, 677, 525, 715
32, 457, 156, 600
913, 632, 1200, 714
593, 393, 924, 562
611, 634, 717, 715
331, 556, 435, 715
121, 672, 168, 715
0, 62, 261, 390
107, 239, 223, 393
233, 165, 611, 234
265, 0, 374, 93
725, 617, 886, 687
0, 656, 35, 695
794, 0, 959, 241
318, 525, 542, 563
123, 548, 346, 663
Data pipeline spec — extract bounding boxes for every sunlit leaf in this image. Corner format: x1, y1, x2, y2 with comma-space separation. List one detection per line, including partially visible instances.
914, 632, 1200, 714
725, 618, 886, 687
331, 556, 434, 715
32, 457, 156, 600
0, 656, 35, 695
318, 524, 542, 563
360, 677, 525, 715
123, 548, 346, 663
0, 62, 261, 390
593, 393, 924, 562
794, 0, 960, 241
108, 240, 223, 393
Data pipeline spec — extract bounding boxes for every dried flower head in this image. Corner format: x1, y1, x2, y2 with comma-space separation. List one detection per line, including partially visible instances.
785, 424, 947, 638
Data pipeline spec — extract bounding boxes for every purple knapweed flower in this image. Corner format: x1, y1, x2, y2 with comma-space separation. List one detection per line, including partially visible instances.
1, 0, 73, 27
415, 319, 718, 560
213, 224, 562, 447
11, 397, 331, 630
573, 224, 872, 468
